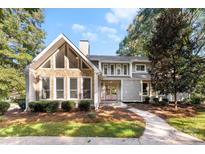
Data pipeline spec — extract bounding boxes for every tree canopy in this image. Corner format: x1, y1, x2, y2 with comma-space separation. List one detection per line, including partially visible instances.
0, 8, 45, 99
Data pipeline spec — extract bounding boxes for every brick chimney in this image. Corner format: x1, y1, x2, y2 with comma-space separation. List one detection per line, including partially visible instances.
79, 40, 90, 56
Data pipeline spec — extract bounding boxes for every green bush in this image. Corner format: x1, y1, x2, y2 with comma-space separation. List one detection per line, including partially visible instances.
29, 101, 59, 113
144, 96, 150, 104
159, 98, 169, 106
15, 98, 26, 110
151, 97, 159, 106
0, 101, 10, 115
183, 95, 205, 105
46, 101, 59, 113
78, 100, 91, 111
61, 101, 75, 112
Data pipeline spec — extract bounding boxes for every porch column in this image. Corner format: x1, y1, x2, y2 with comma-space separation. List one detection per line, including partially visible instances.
26, 67, 36, 111
94, 72, 99, 110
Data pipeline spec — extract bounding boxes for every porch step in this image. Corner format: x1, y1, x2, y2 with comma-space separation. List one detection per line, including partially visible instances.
101, 101, 127, 108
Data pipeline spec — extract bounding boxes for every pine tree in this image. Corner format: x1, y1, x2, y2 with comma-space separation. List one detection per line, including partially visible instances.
0, 9, 45, 99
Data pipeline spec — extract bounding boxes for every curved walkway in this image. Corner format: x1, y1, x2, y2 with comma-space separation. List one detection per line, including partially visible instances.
128, 107, 204, 145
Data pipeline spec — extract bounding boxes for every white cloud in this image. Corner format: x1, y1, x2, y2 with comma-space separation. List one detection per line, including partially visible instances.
107, 34, 121, 42
105, 8, 139, 24
98, 26, 117, 34
82, 32, 97, 41
72, 24, 86, 32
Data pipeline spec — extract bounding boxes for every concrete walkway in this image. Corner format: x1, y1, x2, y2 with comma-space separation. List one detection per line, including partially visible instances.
128, 107, 204, 145
0, 106, 204, 145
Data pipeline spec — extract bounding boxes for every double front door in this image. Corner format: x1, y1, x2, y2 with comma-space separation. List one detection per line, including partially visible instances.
101, 80, 120, 101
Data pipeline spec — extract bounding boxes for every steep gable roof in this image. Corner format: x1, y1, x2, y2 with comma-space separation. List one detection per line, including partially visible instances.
30, 33, 100, 73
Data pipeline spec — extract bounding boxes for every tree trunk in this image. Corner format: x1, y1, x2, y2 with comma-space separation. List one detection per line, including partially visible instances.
174, 92, 178, 110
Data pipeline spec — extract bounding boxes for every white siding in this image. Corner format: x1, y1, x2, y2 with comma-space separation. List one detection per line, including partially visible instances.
122, 79, 141, 102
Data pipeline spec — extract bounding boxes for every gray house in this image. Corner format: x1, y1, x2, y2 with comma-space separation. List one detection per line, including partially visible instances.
26, 33, 186, 109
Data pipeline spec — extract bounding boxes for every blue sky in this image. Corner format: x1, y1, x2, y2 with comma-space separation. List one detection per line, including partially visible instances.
42, 8, 138, 55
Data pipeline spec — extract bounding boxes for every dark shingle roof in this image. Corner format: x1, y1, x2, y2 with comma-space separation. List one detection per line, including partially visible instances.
88, 55, 150, 62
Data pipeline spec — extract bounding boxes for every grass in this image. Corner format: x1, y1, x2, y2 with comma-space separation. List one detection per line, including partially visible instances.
167, 109, 205, 141
0, 107, 145, 137
0, 121, 145, 137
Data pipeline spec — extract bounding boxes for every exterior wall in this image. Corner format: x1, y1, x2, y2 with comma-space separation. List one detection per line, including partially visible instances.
122, 79, 141, 102
29, 43, 95, 103
132, 62, 151, 80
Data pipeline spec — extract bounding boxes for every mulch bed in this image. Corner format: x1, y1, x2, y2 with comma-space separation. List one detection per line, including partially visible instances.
1, 106, 144, 126
127, 103, 205, 119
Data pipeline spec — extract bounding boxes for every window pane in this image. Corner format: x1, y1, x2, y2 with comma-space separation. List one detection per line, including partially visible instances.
82, 61, 89, 69
42, 77, 50, 99
56, 50, 64, 68
104, 65, 108, 75
69, 49, 79, 68
141, 65, 145, 71
124, 65, 127, 75
83, 78, 91, 99
57, 91, 64, 99
143, 83, 148, 95
111, 65, 114, 75
70, 78, 77, 89
136, 65, 145, 71
42, 60, 51, 68
56, 78, 64, 99
70, 78, 78, 98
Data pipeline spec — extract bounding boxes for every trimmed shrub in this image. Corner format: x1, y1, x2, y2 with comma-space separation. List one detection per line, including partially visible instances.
15, 98, 26, 110
29, 101, 59, 112
46, 101, 59, 113
78, 100, 91, 111
151, 97, 159, 106
159, 98, 169, 106
61, 101, 75, 112
144, 96, 150, 104
0, 101, 10, 115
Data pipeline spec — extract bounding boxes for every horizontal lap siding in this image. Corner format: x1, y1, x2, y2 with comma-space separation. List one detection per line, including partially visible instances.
122, 79, 141, 102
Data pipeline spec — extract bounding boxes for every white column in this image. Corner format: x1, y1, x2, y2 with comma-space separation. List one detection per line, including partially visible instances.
26, 68, 36, 111
130, 62, 132, 77
94, 73, 99, 110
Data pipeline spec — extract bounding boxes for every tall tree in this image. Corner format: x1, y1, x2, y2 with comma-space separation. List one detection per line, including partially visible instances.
117, 9, 163, 56
147, 9, 205, 109
0, 9, 45, 99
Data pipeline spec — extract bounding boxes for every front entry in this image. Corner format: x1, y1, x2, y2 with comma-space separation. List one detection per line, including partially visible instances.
101, 80, 121, 101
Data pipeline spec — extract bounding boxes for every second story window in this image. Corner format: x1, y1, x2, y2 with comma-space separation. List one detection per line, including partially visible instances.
123, 64, 128, 75
110, 64, 115, 75
103, 64, 108, 75
135, 64, 146, 72
116, 64, 121, 75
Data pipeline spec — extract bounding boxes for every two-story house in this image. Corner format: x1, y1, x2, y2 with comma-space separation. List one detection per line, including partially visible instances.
25, 33, 186, 110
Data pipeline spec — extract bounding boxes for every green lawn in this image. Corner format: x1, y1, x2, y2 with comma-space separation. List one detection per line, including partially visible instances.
0, 121, 145, 137
167, 109, 205, 141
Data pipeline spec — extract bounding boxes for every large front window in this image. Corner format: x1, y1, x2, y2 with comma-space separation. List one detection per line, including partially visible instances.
70, 78, 78, 99
41, 77, 50, 99
83, 78, 91, 99
56, 77, 64, 99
